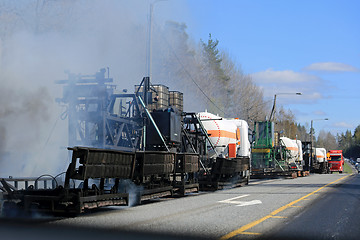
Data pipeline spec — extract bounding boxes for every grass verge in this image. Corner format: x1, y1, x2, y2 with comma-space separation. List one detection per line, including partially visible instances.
343, 161, 354, 174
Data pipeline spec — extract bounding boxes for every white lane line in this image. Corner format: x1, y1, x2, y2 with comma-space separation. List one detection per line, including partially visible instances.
219, 194, 249, 202
249, 179, 278, 185
219, 195, 262, 207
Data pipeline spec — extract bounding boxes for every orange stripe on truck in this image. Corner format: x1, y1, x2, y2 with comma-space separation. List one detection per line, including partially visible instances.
285, 147, 298, 151
207, 130, 236, 139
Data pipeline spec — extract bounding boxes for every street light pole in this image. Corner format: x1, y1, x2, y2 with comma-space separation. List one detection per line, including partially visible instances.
310, 119, 314, 171
269, 92, 302, 121
143, 0, 167, 151
309, 118, 329, 172
146, 0, 167, 80
146, 2, 154, 80
269, 94, 277, 121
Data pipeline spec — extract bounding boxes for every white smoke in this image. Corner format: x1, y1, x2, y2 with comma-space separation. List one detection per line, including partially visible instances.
0, 0, 192, 177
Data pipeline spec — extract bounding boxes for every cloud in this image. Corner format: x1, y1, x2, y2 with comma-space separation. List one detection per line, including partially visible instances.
252, 69, 321, 84
313, 110, 326, 116
303, 62, 359, 72
332, 122, 354, 129
251, 69, 324, 101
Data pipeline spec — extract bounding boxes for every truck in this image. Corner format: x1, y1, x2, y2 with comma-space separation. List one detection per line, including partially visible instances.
327, 150, 344, 173
197, 111, 251, 188
250, 121, 305, 178
313, 147, 329, 174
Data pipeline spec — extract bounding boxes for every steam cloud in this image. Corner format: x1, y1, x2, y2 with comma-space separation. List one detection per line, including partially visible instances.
0, 0, 194, 177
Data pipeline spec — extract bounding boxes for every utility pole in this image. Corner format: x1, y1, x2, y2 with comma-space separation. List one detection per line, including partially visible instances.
310, 120, 314, 171
146, 0, 167, 81
309, 118, 329, 172
269, 92, 302, 121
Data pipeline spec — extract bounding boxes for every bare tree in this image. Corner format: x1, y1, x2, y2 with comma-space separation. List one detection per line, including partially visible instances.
316, 130, 338, 150
0, 0, 79, 41
275, 107, 298, 139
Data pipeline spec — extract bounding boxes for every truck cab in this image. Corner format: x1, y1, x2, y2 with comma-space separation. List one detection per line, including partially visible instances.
328, 150, 344, 173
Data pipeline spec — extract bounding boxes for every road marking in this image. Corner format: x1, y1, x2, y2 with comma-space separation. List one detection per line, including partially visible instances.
241, 232, 261, 235
219, 195, 262, 207
219, 194, 249, 202
271, 216, 287, 219
250, 179, 277, 185
219, 174, 351, 240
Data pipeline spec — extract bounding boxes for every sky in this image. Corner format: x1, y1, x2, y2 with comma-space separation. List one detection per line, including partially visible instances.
168, 0, 360, 136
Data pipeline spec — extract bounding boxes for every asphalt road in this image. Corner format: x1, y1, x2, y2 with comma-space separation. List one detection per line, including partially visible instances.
44, 173, 353, 239
262, 173, 360, 240
0, 173, 355, 240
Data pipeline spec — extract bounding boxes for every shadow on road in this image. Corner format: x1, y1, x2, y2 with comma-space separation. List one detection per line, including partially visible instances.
0, 218, 210, 240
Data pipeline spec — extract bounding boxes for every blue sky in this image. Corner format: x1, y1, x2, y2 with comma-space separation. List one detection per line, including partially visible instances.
167, 0, 360, 136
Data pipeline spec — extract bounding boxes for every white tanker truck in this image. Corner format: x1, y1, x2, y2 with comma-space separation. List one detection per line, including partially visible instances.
197, 111, 251, 159
313, 147, 329, 173
279, 137, 304, 171
197, 111, 251, 188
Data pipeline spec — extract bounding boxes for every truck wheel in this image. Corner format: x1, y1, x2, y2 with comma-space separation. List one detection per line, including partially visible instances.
330, 171, 333, 174
339, 171, 342, 173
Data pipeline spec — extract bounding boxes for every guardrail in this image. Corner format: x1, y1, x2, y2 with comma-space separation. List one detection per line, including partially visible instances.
0, 176, 58, 192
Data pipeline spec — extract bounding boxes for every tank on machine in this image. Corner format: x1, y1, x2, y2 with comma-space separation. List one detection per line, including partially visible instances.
313, 147, 329, 174
301, 141, 329, 174
198, 111, 250, 158
295, 140, 304, 170
280, 137, 304, 171
197, 111, 251, 189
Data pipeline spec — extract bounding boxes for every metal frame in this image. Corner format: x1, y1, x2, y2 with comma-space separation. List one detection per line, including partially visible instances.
56, 69, 143, 152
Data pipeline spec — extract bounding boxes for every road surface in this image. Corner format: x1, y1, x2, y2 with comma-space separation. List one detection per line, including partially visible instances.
262, 173, 360, 240
46, 173, 353, 239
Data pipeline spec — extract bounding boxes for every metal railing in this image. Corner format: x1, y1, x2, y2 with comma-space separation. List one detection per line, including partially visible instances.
0, 176, 58, 192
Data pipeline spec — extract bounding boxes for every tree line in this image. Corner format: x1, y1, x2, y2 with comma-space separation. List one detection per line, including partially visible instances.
337, 126, 360, 159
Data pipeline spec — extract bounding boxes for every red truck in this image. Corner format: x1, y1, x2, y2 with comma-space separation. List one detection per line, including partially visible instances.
327, 150, 344, 173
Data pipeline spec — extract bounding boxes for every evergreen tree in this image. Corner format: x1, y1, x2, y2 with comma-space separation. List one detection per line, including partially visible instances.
201, 34, 230, 85
338, 130, 352, 150
296, 123, 310, 142
354, 125, 360, 145
199, 34, 232, 116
